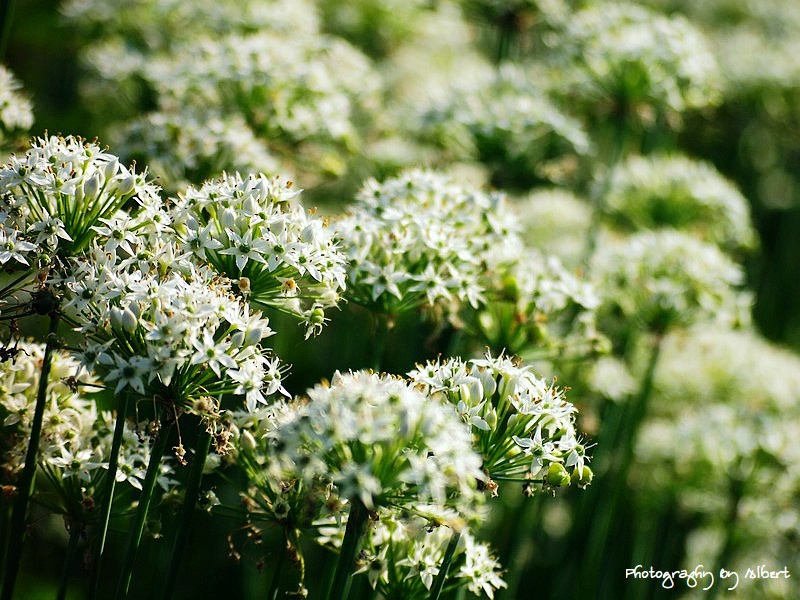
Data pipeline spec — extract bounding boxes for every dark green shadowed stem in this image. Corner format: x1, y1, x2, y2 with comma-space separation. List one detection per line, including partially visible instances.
327, 498, 369, 600
1, 313, 60, 600
0, 0, 16, 59
116, 423, 172, 599
429, 530, 461, 600
88, 393, 131, 600
57, 520, 82, 600
577, 334, 663, 599
370, 313, 391, 372
159, 428, 212, 600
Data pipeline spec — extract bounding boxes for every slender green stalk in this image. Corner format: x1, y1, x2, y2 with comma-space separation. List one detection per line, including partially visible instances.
1, 313, 60, 600
159, 428, 212, 600
266, 535, 288, 600
708, 475, 746, 600
116, 422, 172, 599
428, 530, 461, 600
88, 394, 131, 600
57, 520, 82, 600
326, 498, 369, 600
577, 335, 663, 598
0, 0, 16, 59
581, 118, 629, 265
370, 313, 391, 372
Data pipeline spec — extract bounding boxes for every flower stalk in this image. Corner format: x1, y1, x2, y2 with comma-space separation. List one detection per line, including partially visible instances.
326, 497, 369, 600
1, 312, 60, 600
428, 530, 461, 600
159, 427, 212, 600
88, 394, 131, 600
116, 420, 172, 599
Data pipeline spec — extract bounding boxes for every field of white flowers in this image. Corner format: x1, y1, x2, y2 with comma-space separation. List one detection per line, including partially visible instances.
1, 1, 799, 599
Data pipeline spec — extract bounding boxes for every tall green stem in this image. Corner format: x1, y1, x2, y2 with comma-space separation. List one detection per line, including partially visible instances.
116, 422, 172, 599
582, 119, 629, 265
88, 394, 131, 600
0, 0, 16, 59
266, 534, 289, 600
159, 428, 212, 600
708, 474, 746, 600
428, 530, 461, 600
57, 520, 82, 600
326, 498, 369, 600
370, 313, 390, 372
1, 313, 60, 600
576, 334, 663, 599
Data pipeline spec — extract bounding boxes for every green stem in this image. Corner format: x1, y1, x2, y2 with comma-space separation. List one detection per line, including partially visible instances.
577, 334, 663, 598
326, 498, 369, 600
428, 530, 461, 600
88, 394, 131, 600
582, 118, 629, 265
0, 0, 16, 59
116, 422, 172, 599
159, 428, 212, 600
266, 535, 288, 600
57, 520, 82, 600
370, 313, 391, 372
708, 475, 745, 600
1, 313, 60, 600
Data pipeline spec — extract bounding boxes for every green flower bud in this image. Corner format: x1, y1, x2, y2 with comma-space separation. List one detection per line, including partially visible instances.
572, 465, 594, 489
546, 463, 571, 487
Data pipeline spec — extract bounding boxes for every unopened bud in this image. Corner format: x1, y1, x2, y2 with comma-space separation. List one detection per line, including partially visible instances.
83, 173, 101, 199
572, 465, 593, 489
546, 463, 571, 488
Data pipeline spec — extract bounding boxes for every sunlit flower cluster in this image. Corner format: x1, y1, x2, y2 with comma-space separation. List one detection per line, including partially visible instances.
591, 230, 747, 333
0, 65, 33, 146
0, 342, 175, 505
562, 2, 721, 117
146, 31, 378, 162
63, 237, 284, 414
0, 136, 156, 288
420, 64, 589, 188
634, 327, 800, 597
474, 248, 603, 355
112, 110, 282, 194
264, 370, 484, 517
357, 510, 507, 599
335, 168, 521, 314
409, 351, 590, 495
170, 171, 347, 336
604, 153, 757, 252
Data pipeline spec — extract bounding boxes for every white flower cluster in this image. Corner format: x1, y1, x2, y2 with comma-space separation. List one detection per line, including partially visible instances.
605, 153, 757, 252
335, 169, 521, 314
64, 237, 283, 413
409, 352, 590, 495
0, 342, 174, 498
65, 0, 378, 188
150, 32, 377, 144
318, 0, 435, 58
358, 510, 507, 599
111, 110, 282, 194
643, 0, 800, 91
591, 230, 747, 332
170, 172, 347, 337
635, 327, 800, 582
515, 188, 593, 267
264, 370, 484, 516
62, 0, 320, 49
0, 66, 33, 143
0, 135, 156, 275
563, 2, 721, 115
420, 64, 589, 186
480, 248, 603, 355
